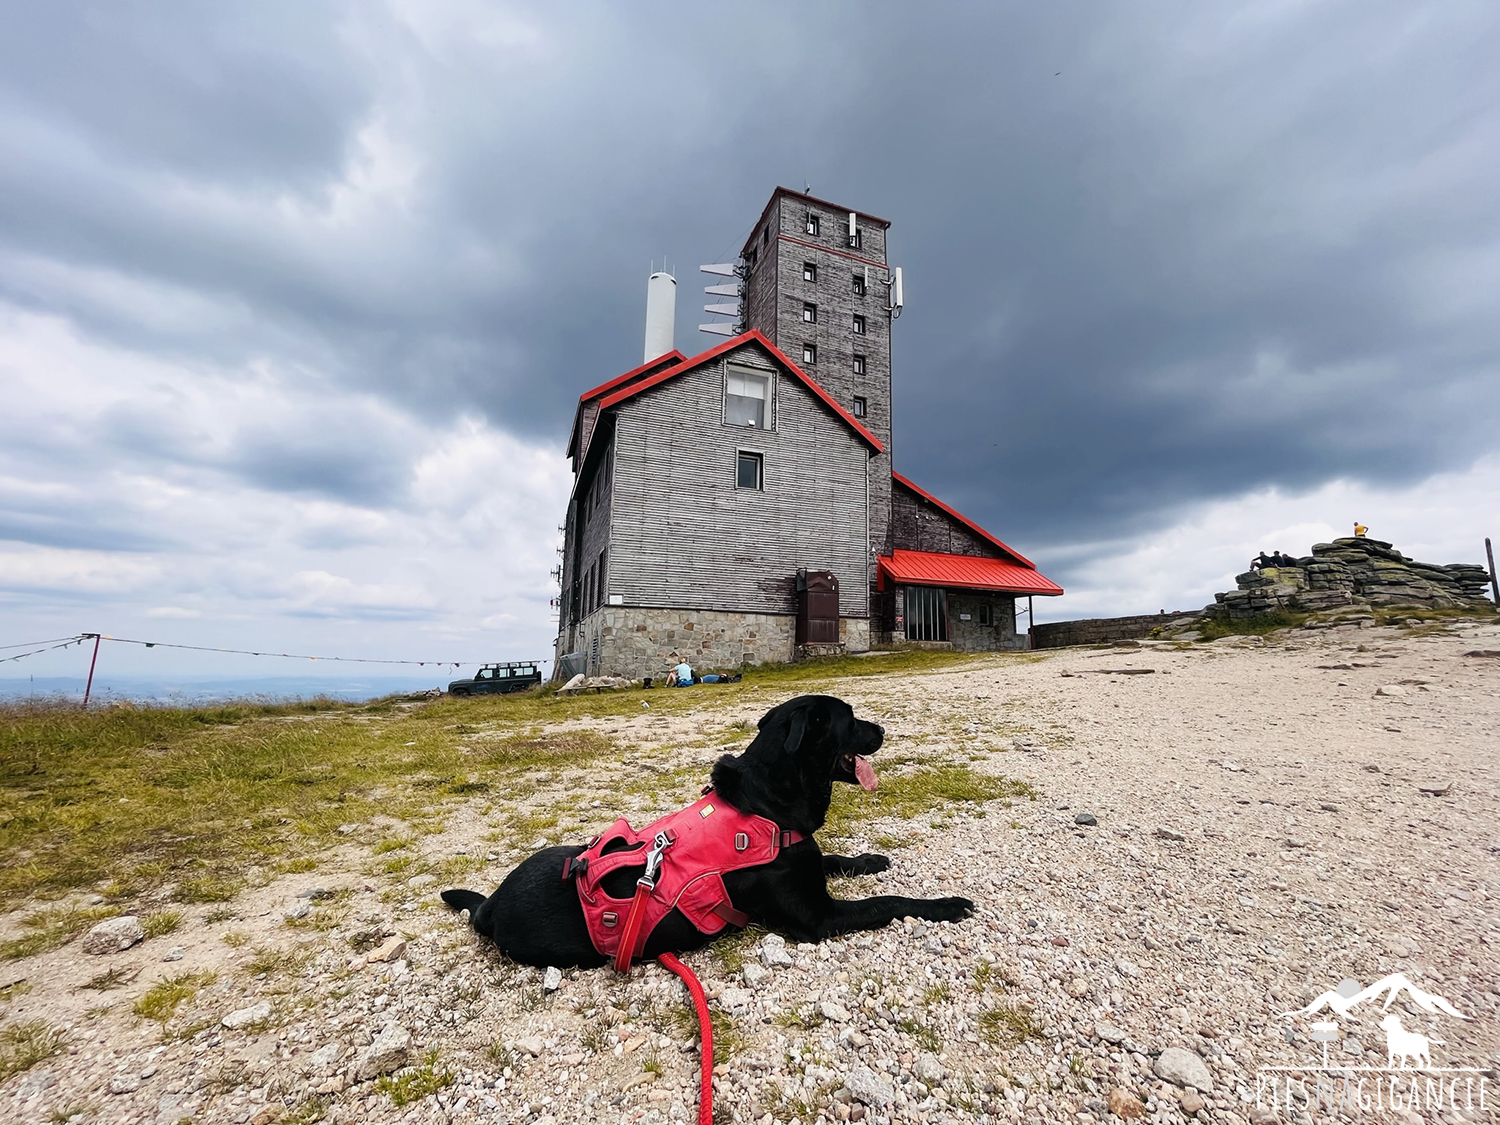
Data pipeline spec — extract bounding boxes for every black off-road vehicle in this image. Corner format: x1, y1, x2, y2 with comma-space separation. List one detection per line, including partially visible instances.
447, 662, 542, 696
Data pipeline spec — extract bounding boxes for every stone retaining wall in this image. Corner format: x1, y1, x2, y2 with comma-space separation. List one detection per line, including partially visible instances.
1030, 612, 1199, 650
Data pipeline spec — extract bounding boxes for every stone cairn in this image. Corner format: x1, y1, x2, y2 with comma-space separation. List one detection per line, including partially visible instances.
1210, 536, 1492, 620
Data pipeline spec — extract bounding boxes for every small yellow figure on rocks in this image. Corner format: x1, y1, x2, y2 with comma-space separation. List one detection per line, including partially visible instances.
1354, 522, 1368, 537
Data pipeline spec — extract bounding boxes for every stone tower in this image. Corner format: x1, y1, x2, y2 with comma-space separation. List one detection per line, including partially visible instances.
737, 188, 895, 559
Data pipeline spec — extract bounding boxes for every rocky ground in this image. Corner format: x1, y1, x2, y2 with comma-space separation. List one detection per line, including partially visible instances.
3, 619, 1498, 1125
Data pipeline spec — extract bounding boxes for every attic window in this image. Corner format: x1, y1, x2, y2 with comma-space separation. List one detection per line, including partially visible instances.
806, 213, 820, 236
726, 369, 769, 429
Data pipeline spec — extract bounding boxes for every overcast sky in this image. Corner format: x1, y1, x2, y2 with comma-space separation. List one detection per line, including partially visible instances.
4, 2, 1499, 682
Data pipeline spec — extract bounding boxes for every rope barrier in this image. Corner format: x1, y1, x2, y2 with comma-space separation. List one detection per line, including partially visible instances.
0, 636, 87, 651
92, 634, 470, 668
2, 637, 91, 664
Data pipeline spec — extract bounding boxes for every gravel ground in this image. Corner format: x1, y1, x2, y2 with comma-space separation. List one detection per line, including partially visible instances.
3, 619, 1498, 1125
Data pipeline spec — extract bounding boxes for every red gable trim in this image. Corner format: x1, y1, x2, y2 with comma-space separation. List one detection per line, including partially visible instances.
892, 472, 1036, 569
877, 550, 1063, 596
567, 351, 687, 462
598, 330, 883, 453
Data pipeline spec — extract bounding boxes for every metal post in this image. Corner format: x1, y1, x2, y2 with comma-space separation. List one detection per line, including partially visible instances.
1028, 596, 1034, 649
1488, 538, 1499, 606
82, 633, 101, 709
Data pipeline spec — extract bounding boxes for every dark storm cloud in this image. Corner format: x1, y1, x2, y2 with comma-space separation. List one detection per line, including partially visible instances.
2, 1, 1498, 557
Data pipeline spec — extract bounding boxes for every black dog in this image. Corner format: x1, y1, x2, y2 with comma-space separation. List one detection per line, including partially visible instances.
442, 694, 975, 967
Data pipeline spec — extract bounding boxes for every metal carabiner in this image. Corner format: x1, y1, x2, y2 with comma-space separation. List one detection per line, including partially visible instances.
639, 829, 673, 888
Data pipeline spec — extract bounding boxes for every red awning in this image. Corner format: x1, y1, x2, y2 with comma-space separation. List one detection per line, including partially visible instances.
878, 550, 1063, 596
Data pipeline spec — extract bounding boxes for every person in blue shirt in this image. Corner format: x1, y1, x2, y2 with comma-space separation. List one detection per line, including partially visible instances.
673, 660, 694, 686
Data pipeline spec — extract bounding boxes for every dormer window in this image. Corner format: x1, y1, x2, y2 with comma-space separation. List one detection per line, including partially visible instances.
726, 369, 770, 429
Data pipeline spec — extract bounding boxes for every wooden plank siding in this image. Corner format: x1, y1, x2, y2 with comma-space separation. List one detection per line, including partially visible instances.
607, 341, 872, 618
890, 477, 1001, 559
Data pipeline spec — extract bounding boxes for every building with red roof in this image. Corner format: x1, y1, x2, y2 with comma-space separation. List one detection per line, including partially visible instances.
556, 189, 1059, 676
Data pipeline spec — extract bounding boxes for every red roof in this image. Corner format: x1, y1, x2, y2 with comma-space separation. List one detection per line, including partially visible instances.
597, 330, 882, 452
878, 550, 1063, 596
892, 472, 1035, 568
567, 351, 687, 462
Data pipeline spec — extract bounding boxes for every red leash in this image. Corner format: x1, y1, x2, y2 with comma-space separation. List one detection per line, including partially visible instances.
656, 952, 714, 1125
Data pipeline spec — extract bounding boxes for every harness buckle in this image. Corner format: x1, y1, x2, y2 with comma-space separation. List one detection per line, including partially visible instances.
639, 829, 673, 889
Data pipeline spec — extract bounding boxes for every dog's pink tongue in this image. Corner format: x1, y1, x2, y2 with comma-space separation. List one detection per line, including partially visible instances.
855, 755, 878, 791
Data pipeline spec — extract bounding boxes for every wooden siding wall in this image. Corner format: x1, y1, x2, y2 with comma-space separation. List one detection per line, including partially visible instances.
740, 194, 895, 558
890, 481, 1001, 559
609, 342, 871, 618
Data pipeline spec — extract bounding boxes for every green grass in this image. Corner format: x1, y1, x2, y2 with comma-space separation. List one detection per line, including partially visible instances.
141, 908, 184, 939
0, 904, 115, 962
979, 1001, 1043, 1047
0, 696, 625, 911
81, 965, 140, 991
0, 1019, 67, 1082
711, 924, 766, 976
1192, 608, 1306, 641
824, 763, 1035, 839
132, 971, 216, 1023
670, 1003, 743, 1059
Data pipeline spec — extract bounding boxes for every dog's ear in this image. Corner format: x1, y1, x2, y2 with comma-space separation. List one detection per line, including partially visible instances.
783, 709, 808, 757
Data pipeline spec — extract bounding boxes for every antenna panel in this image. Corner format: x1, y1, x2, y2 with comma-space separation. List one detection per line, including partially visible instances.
698, 322, 737, 337
704, 283, 739, 297
703, 302, 739, 317
700, 263, 737, 276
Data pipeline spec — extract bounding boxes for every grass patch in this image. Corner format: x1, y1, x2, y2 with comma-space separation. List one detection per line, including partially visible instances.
141, 909, 184, 939
895, 1014, 941, 1051
133, 971, 216, 1023
670, 1003, 743, 1060
979, 1001, 1043, 1047
1193, 608, 1305, 642
81, 965, 140, 991
284, 1097, 330, 1124
824, 764, 1035, 839
0, 904, 115, 962
242, 945, 311, 978
711, 925, 765, 976
0, 1019, 67, 1082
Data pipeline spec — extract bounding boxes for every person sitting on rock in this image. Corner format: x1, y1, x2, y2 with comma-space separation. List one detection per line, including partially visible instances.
1354, 522, 1368, 537
1251, 552, 1274, 570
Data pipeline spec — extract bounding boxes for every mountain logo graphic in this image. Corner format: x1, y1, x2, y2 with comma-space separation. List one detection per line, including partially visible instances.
1282, 973, 1470, 1021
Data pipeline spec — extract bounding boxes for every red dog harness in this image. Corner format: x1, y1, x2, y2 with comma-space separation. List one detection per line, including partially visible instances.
563, 791, 804, 971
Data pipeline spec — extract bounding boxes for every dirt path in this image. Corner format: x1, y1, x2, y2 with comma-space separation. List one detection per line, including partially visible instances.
3, 621, 1497, 1125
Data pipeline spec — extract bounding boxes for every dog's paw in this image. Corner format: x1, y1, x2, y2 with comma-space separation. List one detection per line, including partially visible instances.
855, 853, 891, 874
923, 896, 976, 923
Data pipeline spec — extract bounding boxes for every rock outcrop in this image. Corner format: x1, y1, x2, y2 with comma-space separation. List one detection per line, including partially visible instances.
1210, 537, 1492, 620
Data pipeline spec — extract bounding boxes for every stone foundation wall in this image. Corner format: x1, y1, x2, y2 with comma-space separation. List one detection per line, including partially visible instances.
575, 606, 870, 680
1030, 612, 1198, 649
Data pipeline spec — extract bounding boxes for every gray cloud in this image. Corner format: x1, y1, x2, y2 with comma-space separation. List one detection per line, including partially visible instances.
1, 1, 1497, 584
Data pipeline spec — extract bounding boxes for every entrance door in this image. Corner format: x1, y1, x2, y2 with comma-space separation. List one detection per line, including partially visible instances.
905, 586, 948, 641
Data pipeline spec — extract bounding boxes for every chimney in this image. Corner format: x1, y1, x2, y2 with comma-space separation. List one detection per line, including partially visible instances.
644, 271, 676, 363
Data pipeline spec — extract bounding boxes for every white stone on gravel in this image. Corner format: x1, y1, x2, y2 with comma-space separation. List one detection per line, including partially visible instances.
742, 962, 768, 987
284, 901, 311, 920
820, 1000, 851, 1022
515, 1036, 544, 1057
913, 1052, 944, 1084
845, 1065, 895, 1108
407, 873, 437, 888
82, 916, 143, 955
542, 965, 563, 992
759, 934, 793, 967
1096, 1021, 1129, 1044
162, 946, 184, 962
719, 987, 754, 1012
1154, 1046, 1214, 1091
309, 1043, 342, 1070
366, 937, 407, 964
354, 1023, 411, 1080
221, 1000, 271, 1029
108, 1072, 142, 1094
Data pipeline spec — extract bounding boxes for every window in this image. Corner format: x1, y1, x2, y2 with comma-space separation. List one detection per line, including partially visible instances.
852, 354, 866, 376
978, 603, 994, 626
761, 227, 769, 246
803, 262, 817, 282
852, 314, 866, 335
726, 369, 769, 429
849, 227, 862, 249
805, 212, 820, 236
745, 247, 757, 271
852, 396, 867, 418
736, 450, 763, 490
802, 302, 817, 323
597, 548, 607, 608
852, 271, 866, 296
802, 343, 816, 365
905, 586, 948, 642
